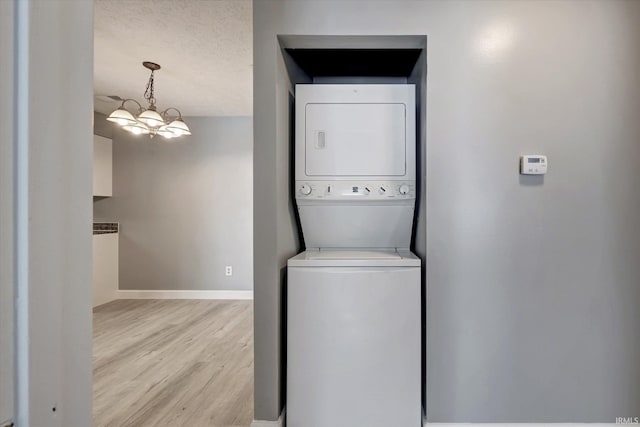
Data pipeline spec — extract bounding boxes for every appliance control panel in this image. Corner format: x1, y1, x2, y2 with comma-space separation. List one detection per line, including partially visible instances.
520, 155, 548, 175
296, 180, 416, 200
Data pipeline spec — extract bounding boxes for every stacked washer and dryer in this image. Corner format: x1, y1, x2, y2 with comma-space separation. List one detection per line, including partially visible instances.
287, 84, 421, 427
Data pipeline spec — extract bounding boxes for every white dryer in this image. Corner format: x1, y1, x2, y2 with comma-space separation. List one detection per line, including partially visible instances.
287, 84, 421, 427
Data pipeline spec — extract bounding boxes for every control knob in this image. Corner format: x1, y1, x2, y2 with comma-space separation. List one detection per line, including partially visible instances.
378, 186, 387, 195
399, 184, 410, 195
300, 184, 312, 195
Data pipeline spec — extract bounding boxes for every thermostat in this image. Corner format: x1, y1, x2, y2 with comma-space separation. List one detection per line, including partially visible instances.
520, 155, 547, 175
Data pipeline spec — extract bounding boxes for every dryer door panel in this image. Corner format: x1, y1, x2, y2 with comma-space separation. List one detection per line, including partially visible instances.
305, 103, 406, 176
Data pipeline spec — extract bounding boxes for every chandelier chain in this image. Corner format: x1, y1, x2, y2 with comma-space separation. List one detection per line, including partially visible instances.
144, 70, 157, 107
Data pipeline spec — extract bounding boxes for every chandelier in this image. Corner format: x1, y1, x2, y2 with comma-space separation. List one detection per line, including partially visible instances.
107, 61, 191, 139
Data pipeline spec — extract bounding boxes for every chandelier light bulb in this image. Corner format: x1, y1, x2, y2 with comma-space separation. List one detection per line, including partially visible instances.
157, 125, 175, 139
137, 108, 166, 128
166, 118, 192, 136
106, 107, 137, 126
122, 122, 150, 135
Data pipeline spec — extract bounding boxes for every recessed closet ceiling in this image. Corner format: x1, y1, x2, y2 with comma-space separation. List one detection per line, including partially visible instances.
94, 0, 252, 117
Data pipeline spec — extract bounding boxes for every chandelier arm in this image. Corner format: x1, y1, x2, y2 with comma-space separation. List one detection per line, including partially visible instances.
160, 107, 183, 120
120, 98, 145, 114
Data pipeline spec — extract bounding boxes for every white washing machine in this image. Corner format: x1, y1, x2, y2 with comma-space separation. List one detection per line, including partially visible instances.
287, 250, 421, 427
287, 84, 421, 427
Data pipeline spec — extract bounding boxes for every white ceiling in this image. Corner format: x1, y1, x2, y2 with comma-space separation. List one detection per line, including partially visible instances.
94, 0, 252, 117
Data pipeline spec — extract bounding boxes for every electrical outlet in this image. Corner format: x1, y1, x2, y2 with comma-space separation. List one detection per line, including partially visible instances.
225, 266, 233, 276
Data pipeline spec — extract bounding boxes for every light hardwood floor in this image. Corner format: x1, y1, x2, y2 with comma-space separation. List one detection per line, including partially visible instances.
93, 299, 253, 427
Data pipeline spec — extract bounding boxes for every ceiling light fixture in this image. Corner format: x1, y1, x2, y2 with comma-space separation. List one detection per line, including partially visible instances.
107, 61, 191, 139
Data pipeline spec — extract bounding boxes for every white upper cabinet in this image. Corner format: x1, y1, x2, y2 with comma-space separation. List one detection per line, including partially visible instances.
93, 135, 112, 197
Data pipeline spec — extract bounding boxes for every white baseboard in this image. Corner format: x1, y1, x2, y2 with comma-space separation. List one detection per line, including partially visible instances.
249, 409, 618, 427
252, 409, 284, 427
249, 409, 616, 427
426, 424, 617, 426
115, 289, 253, 300
250, 407, 618, 427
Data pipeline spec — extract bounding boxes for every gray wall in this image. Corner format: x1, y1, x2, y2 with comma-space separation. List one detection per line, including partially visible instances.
7, 0, 94, 425
253, 0, 640, 422
0, 0, 14, 423
94, 114, 254, 291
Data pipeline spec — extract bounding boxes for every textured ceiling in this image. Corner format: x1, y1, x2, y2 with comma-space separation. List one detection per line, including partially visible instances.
94, 0, 252, 117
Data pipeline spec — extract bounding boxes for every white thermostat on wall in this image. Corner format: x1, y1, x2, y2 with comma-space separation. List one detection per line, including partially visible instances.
520, 155, 548, 175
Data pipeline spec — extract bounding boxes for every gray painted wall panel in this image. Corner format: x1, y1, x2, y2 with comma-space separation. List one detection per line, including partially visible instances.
13, 1, 94, 425
252, 5, 289, 415
0, 0, 14, 423
253, 0, 640, 422
94, 115, 253, 291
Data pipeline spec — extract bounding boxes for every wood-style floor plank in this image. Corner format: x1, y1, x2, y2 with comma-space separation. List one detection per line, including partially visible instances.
93, 299, 253, 427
